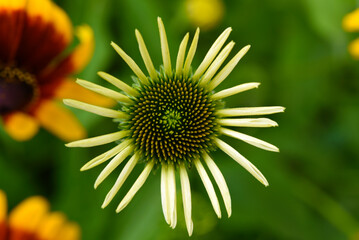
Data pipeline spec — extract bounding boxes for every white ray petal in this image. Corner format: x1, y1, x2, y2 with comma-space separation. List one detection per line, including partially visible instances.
102, 152, 140, 208
183, 28, 200, 76
202, 153, 231, 217
200, 41, 235, 86
218, 118, 278, 128
111, 41, 149, 85
63, 99, 128, 119
220, 128, 279, 152
208, 45, 250, 90
157, 17, 172, 76
167, 164, 177, 228
135, 29, 157, 80
194, 159, 222, 218
161, 164, 171, 225
215, 138, 268, 186
180, 164, 193, 236
217, 106, 285, 117
94, 144, 134, 189
192, 27, 232, 80
175, 33, 189, 76
212, 82, 260, 100
66, 130, 129, 148
116, 161, 154, 213
97, 71, 139, 97
80, 140, 131, 171
76, 79, 133, 104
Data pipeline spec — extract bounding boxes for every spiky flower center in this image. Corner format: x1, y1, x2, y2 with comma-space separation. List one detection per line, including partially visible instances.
0, 66, 38, 114
128, 75, 218, 164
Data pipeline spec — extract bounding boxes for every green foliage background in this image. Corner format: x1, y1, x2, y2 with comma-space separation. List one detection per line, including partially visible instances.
1, 0, 359, 239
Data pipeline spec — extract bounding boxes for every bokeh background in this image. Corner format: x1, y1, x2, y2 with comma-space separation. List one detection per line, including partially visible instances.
1, 0, 359, 239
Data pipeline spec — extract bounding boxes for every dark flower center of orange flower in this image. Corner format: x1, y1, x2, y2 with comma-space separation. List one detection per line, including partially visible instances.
0, 65, 38, 114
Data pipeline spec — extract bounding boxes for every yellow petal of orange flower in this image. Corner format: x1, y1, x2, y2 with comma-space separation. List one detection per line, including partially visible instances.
343, 8, 359, 32
34, 100, 86, 142
55, 222, 81, 240
3, 112, 39, 141
25, 0, 52, 22
0, 190, 6, 240
0, 0, 26, 10
51, 3, 73, 44
0, 0, 26, 61
9, 196, 49, 236
55, 78, 116, 107
37, 212, 66, 240
70, 25, 95, 73
25, 0, 72, 44
0, 190, 6, 222
349, 38, 359, 59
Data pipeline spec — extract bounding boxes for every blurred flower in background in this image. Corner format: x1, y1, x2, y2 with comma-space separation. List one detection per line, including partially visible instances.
343, 8, 359, 59
0, 0, 113, 142
0, 190, 80, 240
64, 17, 283, 235
185, 0, 224, 31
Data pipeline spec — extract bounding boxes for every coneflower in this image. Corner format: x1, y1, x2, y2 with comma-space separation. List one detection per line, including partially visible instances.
64, 17, 284, 236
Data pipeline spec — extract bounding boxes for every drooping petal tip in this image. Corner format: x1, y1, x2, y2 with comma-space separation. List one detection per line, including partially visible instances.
101, 153, 140, 209
115, 161, 154, 213
94, 144, 134, 189
194, 159, 222, 219
220, 128, 280, 152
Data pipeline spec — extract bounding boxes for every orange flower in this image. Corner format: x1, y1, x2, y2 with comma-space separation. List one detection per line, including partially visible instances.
0, 190, 80, 240
0, 0, 114, 141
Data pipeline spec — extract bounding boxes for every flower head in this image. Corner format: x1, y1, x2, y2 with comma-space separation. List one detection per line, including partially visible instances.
65, 17, 284, 236
0, 190, 80, 240
343, 8, 359, 59
0, 0, 113, 141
